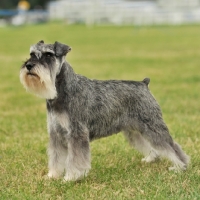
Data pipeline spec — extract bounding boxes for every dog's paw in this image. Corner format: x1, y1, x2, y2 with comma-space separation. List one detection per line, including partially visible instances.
142, 156, 155, 163
63, 169, 89, 182
141, 150, 159, 163
168, 164, 186, 172
63, 174, 78, 182
47, 171, 61, 179
141, 155, 158, 163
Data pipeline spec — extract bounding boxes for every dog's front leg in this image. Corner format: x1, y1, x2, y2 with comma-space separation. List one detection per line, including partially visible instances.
47, 132, 68, 179
64, 130, 91, 181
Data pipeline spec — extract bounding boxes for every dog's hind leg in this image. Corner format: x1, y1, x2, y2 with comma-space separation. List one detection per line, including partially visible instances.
64, 129, 91, 181
158, 141, 190, 171
123, 131, 159, 163
139, 123, 190, 171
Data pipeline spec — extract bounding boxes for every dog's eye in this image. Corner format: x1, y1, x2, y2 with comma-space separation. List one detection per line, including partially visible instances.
30, 53, 36, 58
45, 52, 54, 57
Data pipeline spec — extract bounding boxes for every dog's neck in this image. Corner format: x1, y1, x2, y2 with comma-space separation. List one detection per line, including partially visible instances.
46, 61, 78, 107
56, 61, 78, 90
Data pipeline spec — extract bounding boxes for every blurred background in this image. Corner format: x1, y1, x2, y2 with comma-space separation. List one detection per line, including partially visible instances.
1, 0, 200, 26
1, 1, 200, 199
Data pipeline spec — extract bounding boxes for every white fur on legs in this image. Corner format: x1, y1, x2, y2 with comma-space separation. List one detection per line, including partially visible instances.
156, 147, 187, 172
141, 149, 159, 163
63, 139, 91, 181
47, 144, 67, 179
64, 168, 90, 182
167, 153, 187, 172
124, 131, 159, 163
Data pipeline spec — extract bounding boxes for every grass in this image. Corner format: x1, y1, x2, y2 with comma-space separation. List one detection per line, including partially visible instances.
0, 22, 200, 199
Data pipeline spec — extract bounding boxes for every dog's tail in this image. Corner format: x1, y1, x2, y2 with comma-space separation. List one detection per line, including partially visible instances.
173, 142, 190, 168
142, 78, 150, 86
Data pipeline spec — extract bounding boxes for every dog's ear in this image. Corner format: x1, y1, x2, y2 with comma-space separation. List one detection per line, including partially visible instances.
54, 41, 71, 57
37, 40, 44, 44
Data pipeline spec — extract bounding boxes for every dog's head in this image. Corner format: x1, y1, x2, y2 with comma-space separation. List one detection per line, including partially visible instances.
20, 40, 71, 99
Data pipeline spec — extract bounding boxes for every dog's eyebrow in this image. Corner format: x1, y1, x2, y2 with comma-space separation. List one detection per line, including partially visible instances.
43, 50, 55, 55
30, 45, 43, 59
41, 46, 55, 54
30, 50, 42, 59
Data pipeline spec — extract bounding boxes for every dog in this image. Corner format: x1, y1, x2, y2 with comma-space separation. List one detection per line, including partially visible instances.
20, 40, 189, 181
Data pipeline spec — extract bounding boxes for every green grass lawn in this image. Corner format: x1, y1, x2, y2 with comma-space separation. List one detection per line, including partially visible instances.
0, 22, 200, 199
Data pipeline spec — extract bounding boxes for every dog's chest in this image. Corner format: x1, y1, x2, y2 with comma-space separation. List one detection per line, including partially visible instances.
47, 111, 71, 134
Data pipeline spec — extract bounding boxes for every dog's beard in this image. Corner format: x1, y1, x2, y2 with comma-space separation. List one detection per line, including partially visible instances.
20, 64, 57, 99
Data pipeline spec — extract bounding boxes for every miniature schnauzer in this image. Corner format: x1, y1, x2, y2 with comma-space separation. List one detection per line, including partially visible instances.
20, 40, 189, 181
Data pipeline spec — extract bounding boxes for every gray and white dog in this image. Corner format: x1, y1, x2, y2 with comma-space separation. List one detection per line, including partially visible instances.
20, 40, 189, 181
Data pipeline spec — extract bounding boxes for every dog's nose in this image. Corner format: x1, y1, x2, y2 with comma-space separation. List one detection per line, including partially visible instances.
26, 62, 34, 71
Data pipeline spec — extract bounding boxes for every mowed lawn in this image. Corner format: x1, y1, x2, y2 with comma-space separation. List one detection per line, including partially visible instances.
0, 23, 200, 199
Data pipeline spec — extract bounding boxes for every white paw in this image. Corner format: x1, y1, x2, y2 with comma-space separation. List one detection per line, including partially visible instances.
168, 164, 186, 172
63, 169, 89, 182
141, 155, 157, 163
47, 171, 61, 179
141, 157, 153, 163
141, 150, 159, 163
